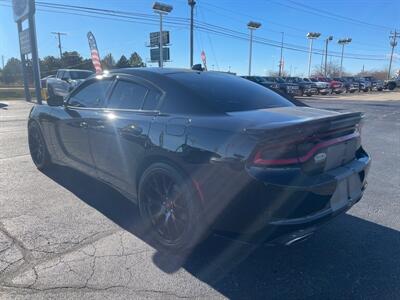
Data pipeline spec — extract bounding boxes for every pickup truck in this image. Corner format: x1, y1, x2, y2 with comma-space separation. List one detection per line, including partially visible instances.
305, 78, 331, 95
263, 77, 301, 96
46, 69, 93, 99
384, 76, 400, 90
284, 77, 318, 96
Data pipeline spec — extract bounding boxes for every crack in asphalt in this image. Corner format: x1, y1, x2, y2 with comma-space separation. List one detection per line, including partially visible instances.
0, 224, 119, 285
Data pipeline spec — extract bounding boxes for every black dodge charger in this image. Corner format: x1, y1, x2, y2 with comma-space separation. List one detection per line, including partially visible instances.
28, 68, 371, 252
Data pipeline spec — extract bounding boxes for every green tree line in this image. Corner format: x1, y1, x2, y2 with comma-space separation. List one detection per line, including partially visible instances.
0, 52, 145, 84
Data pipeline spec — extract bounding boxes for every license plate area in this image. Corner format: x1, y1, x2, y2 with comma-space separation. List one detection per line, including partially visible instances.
330, 173, 362, 210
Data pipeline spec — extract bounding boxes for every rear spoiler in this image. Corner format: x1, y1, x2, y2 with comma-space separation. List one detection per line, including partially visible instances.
244, 112, 363, 143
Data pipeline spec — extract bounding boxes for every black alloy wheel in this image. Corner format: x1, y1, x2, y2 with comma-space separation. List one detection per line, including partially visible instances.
28, 121, 51, 170
138, 163, 203, 252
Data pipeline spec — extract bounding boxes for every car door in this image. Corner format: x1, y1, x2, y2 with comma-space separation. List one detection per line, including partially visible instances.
88, 76, 162, 195
53, 77, 113, 176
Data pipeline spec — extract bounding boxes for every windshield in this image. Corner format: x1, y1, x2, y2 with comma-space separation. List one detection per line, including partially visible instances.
168, 72, 293, 112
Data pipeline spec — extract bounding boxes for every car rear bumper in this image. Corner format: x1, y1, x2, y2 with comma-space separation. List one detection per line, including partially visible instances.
212, 148, 371, 243
304, 87, 318, 95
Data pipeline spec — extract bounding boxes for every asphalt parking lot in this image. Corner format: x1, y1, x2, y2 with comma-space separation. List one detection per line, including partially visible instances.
0, 92, 399, 299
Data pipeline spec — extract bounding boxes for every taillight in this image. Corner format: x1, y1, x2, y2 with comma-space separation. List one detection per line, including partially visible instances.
252, 131, 360, 167
253, 142, 299, 166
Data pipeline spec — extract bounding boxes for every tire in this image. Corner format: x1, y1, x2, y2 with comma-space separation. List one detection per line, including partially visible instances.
388, 82, 396, 90
48, 85, 55, 99
28, 121, 52, 170
138, 162, 204, 253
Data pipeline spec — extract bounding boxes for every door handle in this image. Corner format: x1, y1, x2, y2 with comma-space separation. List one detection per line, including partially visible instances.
79, 121, 88, 128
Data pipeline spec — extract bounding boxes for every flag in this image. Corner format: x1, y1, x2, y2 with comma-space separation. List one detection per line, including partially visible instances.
87, 31, 102, 74
201, 50, 207, 71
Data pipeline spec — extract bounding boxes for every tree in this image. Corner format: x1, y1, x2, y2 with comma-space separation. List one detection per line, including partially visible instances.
357, 68, 388, 80
116, 55, 130, 68
101, 53, 115, 70
312, 60, 344, 78
129, 52, 145, 67
268, 70, 289, 77
40, 56, 61, 76
2, 58, 22, 84
61, 51, 83, 69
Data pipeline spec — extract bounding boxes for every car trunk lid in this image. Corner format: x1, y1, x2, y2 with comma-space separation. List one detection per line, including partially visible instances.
230, 107, 363, 174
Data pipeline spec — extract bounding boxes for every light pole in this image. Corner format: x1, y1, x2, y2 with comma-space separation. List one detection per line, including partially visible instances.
306, 32, 321, 77
324, 36, 333, 77
247, 21, 261, 76
153, 2, 173, 68
338, 38, 352, 77
188, 0, 196, 68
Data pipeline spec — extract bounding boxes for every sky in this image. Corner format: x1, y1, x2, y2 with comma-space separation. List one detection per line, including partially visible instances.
0, 0, 399, 76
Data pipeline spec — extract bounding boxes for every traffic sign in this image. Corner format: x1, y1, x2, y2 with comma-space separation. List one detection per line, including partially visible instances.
12, 0, 34, 22
19, 28, 31, 54
150, 48, 170, 62
150, 31, 170, 48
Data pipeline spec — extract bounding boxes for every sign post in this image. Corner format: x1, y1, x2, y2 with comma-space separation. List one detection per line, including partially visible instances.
13, 0, 42, 104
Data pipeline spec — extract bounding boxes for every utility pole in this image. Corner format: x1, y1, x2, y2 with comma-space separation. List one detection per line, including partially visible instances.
1, 55, 4, 69
51, 32, 67, 58
388, 30, 399, 80
278, 32, 284, 76
188, 0, 196, 68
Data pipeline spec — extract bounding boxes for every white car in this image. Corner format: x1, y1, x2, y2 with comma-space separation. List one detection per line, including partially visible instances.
46, 69, 93, 99
304, 78, 331, 95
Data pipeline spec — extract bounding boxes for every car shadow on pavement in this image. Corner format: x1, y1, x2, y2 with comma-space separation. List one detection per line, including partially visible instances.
44, 165, 400, 299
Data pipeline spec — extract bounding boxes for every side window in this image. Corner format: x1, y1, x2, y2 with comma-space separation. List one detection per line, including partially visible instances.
56, 71, 63, 79
142, 90, 162, 110
68, 79, 112, 108
61, 72, 70, 80
107, 80, 148, 110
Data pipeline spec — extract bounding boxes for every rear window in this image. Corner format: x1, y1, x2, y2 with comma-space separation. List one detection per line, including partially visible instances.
167, 72, 293, 113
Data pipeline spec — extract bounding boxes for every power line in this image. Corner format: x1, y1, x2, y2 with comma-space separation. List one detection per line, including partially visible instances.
287, 0, 392, 31
272, 0, 392, 32
0, 0, 389, 62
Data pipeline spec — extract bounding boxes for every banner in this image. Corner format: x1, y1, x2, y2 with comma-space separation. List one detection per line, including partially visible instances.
87, 31, 102, 74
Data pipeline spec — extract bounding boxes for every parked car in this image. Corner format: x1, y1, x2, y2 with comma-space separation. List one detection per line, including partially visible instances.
46, 69, 93, 100
384, 76, 400, 90
28, 68, 371, 252
333, 77, 359, 93
306, 78, 331, 95
263, 76, 301, 96
284, 77, 318, 96
354, 77, 372, 92
40, 75, 55, 88
362, 76, 384, 91
316, 77, 345, 94
241, 76, 279, 90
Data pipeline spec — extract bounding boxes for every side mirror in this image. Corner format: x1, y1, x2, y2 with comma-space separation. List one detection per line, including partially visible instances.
47, 95, 64, 106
